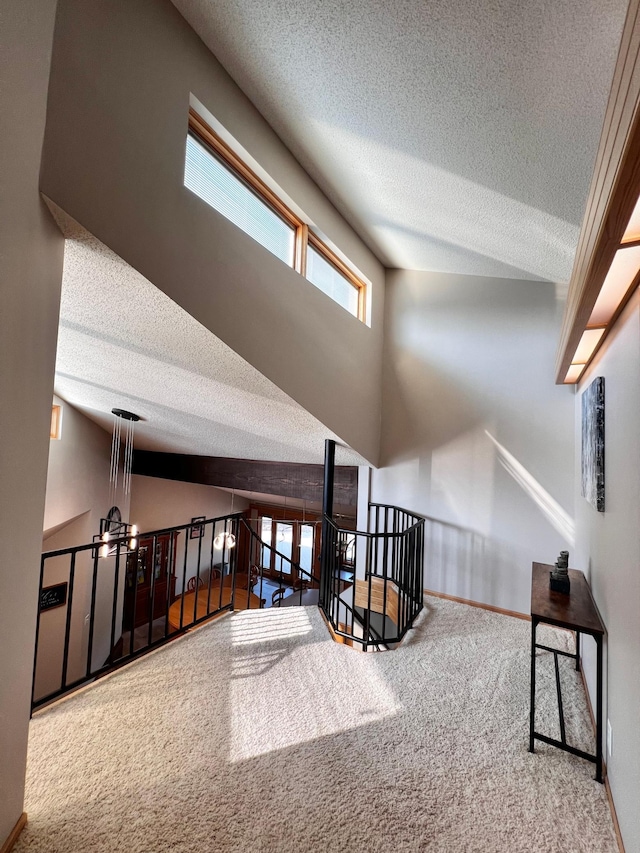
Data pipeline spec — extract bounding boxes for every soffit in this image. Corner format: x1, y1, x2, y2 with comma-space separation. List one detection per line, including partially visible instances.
54, 227, 367, 467
172, 0, 627, 282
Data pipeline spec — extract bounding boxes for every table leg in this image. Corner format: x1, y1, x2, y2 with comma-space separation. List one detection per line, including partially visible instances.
529, 617, 537, 753
575, 630, 581, 672
596, 635, 603, 782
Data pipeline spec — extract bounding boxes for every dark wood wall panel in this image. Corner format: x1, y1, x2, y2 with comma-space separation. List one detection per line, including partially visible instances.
132, 451, 358, 507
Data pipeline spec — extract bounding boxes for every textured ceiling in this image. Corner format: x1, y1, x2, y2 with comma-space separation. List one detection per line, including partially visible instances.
54, 228, 367, 467
172, 0, 627, 282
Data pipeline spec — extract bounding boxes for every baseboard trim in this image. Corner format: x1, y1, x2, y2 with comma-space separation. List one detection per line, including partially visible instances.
424, 588, 624, 850
423, 588, 529, 621
1, 813, 27, 853
579, 668, 625, 853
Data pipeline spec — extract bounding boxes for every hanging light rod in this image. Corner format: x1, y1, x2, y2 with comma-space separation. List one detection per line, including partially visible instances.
108, 408, 142, 503
111, 408, 141, 421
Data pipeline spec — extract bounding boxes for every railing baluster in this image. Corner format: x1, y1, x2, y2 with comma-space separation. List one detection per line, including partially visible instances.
179, 529, 189, 630
365, 534, 373, 651
86, 547, 100, 678
60, 549, 76, 690
30, 553, 47, 710
164, 530, 175, 640
206, 521, 214, 618
148, 535, 158, 648
350, 532, 356, 640
129, 546, 139, 656
217, 521, 224, 613
110, 543, 122, 655
227, 518, 236, 611
193, 525, 204, 624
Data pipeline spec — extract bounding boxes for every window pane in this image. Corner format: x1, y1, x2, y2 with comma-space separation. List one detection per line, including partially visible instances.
299, 524, 314, 578
260, 517, 272, 571
306, 245, 359, 316
185, 134, 295, 266
274, 522, 292, 575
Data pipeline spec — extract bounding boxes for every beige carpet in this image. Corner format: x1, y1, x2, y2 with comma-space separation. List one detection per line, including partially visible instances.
17, 597, 617, 852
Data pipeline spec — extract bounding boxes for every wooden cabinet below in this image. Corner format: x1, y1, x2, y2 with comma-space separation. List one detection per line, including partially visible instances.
123, 533, 178, 630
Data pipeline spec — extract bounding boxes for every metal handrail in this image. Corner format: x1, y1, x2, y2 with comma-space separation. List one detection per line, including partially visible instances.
324, 516, 423, 540
32, 501, 425, 712
319, 503, 424, 650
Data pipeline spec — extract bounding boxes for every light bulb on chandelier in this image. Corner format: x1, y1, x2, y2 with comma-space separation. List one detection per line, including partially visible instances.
213, 486, 236, 549
214, 531, 236, 550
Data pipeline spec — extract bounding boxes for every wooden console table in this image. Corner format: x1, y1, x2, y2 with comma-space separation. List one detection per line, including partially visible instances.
529, 562, 605, 782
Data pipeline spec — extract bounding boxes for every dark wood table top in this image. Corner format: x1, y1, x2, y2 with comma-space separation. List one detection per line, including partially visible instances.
531, 562, 605, 636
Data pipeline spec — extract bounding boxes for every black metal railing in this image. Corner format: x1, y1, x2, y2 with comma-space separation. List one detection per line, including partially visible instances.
31, 512, 327, 712
32, 512, 245, 711
239, 517, 317, 609
320, 503, 425, 650
32, 502, 425, 710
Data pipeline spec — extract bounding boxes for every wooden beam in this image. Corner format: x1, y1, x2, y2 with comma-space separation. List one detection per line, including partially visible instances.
556, 0, 640, 382
132, 451, 358, 507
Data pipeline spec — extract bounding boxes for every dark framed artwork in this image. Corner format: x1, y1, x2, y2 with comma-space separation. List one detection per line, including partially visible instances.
581, 376, 605, 512
190, 516, 205, 539
39, 582, 68, 612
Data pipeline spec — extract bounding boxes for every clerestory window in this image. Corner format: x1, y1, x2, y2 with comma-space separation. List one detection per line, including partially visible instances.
184, 109, 366, 321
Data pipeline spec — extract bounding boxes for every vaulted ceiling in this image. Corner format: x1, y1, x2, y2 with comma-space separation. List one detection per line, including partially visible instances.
172, 0, 627, 282
53, 0, 631, 467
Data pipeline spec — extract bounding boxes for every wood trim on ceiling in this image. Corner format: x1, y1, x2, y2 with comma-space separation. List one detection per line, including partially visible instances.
556, 0, 640, 383
132, 451, 359, 507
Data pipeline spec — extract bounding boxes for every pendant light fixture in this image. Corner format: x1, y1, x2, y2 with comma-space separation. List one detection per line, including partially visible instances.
214, 487, 236, 550
108, 408, 140, 504
96, 409, 140, 557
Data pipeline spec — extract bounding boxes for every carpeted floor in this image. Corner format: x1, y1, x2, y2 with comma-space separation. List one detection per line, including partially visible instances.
16, 597, 617, 852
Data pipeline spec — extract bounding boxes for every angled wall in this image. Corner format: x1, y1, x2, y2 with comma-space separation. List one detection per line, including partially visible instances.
0, 0, 64, 844
41, 0, 384, 465
44, 396, 112, 541
372, 270, 575, 615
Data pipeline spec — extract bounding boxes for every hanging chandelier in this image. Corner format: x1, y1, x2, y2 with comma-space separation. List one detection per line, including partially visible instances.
95, 408, 140, 558
108, 408, 140, 504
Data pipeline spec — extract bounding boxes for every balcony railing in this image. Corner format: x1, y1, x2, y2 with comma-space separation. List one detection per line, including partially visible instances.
31, 512, 321, 712
32, 503, 424, 711
319, 503, 425, 650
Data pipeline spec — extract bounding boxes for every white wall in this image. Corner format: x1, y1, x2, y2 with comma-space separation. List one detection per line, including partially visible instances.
40, 0, 385, 465
372, 270, 575, 614
130, 474, 249, 591
0, 0, 64, 843
574, 290, 640, 853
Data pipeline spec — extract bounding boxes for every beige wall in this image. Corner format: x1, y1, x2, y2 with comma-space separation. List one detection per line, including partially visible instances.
130, 474, 246, 533
0, 0, 64, 843
372, 270, 575, 614
574, 291, 640, 853
44, 396, 112, 540
36, 400, 114, 704
130, 475, 249, 591
40, 0, 385, 466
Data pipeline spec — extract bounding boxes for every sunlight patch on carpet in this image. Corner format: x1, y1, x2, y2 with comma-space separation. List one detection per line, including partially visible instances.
228, 610, 399, 763
230, 606, 313, 646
